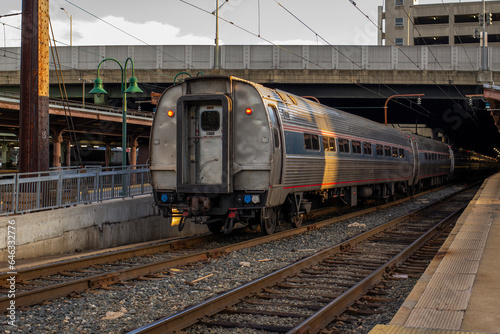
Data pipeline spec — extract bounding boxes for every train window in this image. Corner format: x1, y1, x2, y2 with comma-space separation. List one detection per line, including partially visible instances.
338, 138, 350, 153
323, 137, 336, 152
424, 153, 428, 160
363, 142, 372, 155
304, 133, 320, 151
399, 148, 405, 158
273, 129, 280, 148
329, 137, 337, 152
323, 137, 329, 151
200, 110, 220, 131
392, 147, 398, 158
352, 141, 362, 154
385, 146, 392, 157
376, 144, 384, 156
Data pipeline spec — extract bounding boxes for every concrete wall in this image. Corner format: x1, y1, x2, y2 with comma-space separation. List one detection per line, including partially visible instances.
1, 45, 499, 72
0, 195, 208, 261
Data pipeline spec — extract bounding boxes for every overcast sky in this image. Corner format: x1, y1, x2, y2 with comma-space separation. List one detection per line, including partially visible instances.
0, 0, 492, 47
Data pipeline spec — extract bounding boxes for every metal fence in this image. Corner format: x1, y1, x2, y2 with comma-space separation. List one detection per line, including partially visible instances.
0, 165, 152, 216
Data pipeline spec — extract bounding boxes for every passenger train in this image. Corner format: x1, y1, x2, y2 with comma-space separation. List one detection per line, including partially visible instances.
149, 76, 491, 234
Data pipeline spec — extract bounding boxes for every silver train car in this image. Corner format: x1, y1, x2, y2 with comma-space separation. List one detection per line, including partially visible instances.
150, 76, 454, 234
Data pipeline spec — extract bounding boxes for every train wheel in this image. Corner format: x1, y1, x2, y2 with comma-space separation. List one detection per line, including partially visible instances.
207, 221, 224, 234
260, 207, 277, 235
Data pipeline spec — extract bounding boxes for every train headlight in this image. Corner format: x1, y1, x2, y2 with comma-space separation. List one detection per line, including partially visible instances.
252, 195, 260, 204
245, 108, 253, 115
167, 110, 175, 117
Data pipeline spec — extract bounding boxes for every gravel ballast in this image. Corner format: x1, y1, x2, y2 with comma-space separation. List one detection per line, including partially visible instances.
1, 185, 464, 334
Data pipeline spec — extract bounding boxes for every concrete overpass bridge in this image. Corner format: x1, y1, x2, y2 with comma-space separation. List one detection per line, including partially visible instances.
0, 44, 499, 165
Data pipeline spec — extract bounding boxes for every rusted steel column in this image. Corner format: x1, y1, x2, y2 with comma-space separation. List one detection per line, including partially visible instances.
19, 0, 50, 173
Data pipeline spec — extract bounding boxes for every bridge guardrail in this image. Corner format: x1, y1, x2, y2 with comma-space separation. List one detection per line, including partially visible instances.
0, 165, 152, 216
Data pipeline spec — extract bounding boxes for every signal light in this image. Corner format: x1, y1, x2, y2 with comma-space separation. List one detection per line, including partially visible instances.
167, 110, 175, 117
245, 108, 253, 115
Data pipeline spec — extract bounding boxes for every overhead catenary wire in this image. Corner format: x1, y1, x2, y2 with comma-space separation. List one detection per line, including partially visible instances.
181, 0, 437, 122
64, 0, 192, 69
49, 18, 83, 166
345, 0, 481, 126
271, 0, 437, 121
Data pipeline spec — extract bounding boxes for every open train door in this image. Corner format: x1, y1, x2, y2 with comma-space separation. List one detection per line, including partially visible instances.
176, 95, 232, 194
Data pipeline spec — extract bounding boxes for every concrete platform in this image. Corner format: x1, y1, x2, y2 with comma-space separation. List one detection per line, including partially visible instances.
0, 195, 208, 261
370, 173, 500, 334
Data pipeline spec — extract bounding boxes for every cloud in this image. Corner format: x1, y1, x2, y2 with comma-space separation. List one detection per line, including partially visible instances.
54, 16, 213, 46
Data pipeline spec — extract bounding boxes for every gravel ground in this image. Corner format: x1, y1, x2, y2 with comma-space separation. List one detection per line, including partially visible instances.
1, 185, 463, 334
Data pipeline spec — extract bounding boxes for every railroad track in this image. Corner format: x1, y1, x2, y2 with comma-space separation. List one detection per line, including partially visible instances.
127, 185, 479, 334
0, 185, 461, 313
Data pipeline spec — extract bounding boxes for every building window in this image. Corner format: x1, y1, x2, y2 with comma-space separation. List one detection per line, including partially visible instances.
395, 17, 404, 27
395, 38, 404, 46
396, 0, 403, 6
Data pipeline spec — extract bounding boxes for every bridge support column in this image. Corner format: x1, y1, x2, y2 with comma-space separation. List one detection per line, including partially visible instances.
52, 131, 63, 168
105, 143, 111, 167
137, 142, 149, 165
129, 137, 138, 185
65, 141, 71, 167
129, 137, 138, 167
1, 142, 11, 170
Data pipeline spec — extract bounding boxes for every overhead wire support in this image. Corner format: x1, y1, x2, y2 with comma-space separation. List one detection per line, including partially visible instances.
396, 3, 481, 125
272, 0, 436, 121
345, 0, 480, 127
179, 0, 434, 121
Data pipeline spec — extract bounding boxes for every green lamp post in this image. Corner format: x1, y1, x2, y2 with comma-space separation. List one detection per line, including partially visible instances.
89, 57, 143, 195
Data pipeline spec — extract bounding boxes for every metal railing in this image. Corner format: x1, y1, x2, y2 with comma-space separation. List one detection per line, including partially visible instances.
0, 165, 152, 216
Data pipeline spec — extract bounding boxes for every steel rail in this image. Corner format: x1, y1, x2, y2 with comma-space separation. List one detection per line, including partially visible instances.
288, 208, 465, 333
126, 187, 473, 334
0, 185, 458, 313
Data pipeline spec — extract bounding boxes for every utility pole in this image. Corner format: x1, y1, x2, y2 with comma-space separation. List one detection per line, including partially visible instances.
215, 0, 220, 69
481, 0, 488, 70
19, 0, 50, 172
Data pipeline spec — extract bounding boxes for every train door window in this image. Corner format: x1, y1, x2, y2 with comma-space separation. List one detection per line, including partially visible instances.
304, 133, 320, 151
363, 142, 372, 155
267, 105, 282, 150
352, 140, 362, 154
384, 146, 392, 157
392, 147, 398, 158
273, 129, 280, 148
399, 148, 405, 158
200, 109, 220, 131
376, 144, 384, 156
338, 138, 350, 153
